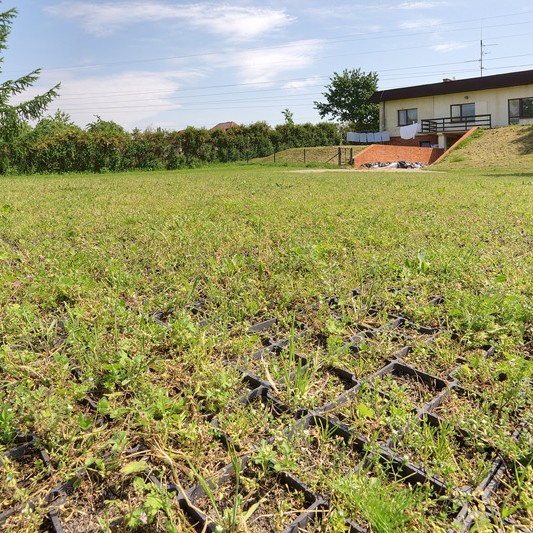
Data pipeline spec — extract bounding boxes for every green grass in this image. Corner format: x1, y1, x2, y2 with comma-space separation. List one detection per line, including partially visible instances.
251, 145, 365, 165
435, 123, 533, 170
1, 165, 532, 531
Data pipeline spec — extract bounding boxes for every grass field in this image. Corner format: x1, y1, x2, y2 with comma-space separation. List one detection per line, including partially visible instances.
1, 165, 532, 532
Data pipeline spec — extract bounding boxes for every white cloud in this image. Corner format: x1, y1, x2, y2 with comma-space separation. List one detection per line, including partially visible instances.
282, 77, 323, 90
217, 40, 324, 84
398, 1, 444, 9
431, 42, 468, 53
25, 68, 206, 129
45, 2, 295, 41
399, 18, 441, 29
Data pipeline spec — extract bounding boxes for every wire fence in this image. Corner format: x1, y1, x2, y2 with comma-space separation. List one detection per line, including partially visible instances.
259, 147, 356, 166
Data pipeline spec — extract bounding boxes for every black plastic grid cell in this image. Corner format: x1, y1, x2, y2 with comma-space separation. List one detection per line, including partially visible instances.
318, 383, 421, 448
387, 321, 441, 348
427, 383, 526, 444
211, 386, 296, 452
0, 434, 69, 531
4, 436, 194, 532
40, 444, 186, 532
394, 341, 462, 382
247, 317, 278, 334
449, 344, 497, 377
387, 411, 500, 498
289, 413, 369, 458
369, 361, 450, 413
152, 299, 210, 328
182, 455, 324, 533
458, 420, 532, 532
349, 316, 406, 350
238, 344, 310, 392
239, 346, 360, 416
295, 419, 466, 532
4, 287, 527, 531
246, 315, 309, 349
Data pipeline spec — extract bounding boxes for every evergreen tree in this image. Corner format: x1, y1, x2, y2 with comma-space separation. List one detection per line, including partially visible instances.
0, 4, 59, 172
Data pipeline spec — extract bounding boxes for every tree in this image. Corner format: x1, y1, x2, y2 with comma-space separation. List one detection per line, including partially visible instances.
281, 108, 294, 126
0, 4, 59, 172
32, 110, 80, 139
314, 68, 379, 130
86, 116, 126, 136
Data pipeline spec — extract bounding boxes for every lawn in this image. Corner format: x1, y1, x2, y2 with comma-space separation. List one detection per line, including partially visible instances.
1, 165, 532, 532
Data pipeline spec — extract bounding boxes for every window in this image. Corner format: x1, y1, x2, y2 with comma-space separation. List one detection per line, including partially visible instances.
509, 97, 533, 124
398, 108, 418, 126
450, 103, 475, 122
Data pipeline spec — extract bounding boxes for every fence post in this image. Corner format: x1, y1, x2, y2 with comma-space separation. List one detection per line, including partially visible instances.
304, 149, 307, 164
350, 147, 353, 165
338, 147, 341, 166
274, 150, 276, 163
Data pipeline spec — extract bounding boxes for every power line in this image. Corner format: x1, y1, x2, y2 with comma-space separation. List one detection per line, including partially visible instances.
29, 13, 533, 75
56, 61, 533, 114
52, 53, 533, 105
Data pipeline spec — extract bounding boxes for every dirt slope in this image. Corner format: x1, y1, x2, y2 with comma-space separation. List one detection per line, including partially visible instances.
435, 124, 533, 170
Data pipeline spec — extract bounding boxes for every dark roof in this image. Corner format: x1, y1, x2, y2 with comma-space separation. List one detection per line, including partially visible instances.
369, 69, 533, 103
210, 121, 239, 131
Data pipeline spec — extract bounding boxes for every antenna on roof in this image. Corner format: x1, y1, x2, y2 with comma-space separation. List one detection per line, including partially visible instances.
480, 39, 485, 76
480, 24, 497, 77
480, 39, 497, 77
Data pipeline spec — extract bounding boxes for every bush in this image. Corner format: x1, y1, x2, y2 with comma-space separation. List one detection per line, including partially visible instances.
5, 119, 343, 174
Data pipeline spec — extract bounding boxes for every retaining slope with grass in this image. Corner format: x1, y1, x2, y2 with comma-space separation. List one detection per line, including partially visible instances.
435, 123, 533, 170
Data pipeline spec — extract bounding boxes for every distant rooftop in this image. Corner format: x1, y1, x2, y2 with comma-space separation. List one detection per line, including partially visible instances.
210, 121, 239, 131
369, 69, 533, 102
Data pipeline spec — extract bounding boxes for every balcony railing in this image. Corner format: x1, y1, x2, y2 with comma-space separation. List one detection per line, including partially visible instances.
421, 114, 491, 133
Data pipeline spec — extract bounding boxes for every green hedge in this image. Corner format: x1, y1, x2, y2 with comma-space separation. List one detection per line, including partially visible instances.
7, 119, 343, 174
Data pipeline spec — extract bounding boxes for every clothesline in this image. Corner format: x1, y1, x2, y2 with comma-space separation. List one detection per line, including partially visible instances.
347, 131, 391, 143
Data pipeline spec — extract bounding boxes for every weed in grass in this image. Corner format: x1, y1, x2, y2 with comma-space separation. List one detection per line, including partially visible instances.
494, 462, 533, 527
432, 388, 526, 456
330, 383, 417, 445
188, 454, 309, 533
0, 403, 17, 445
400, 337, 459, 378
373, 372, 437, 409
326, 335, 393, 378
404, 250, 431, 275
278, 328, 316, 407
271, 419, 365, 495
213, 394, 294, 452
184, 363, 251, 416
328, 459, 459, 532
394, 417, 497, 490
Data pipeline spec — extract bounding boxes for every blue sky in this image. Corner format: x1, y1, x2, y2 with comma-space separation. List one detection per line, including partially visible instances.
5, 0, 533, 131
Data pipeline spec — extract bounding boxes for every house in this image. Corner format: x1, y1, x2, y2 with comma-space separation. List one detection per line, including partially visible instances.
369, 69, 533, 149
210, 121, 239, 131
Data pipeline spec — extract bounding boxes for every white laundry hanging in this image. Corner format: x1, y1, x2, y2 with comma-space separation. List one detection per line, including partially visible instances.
399, 123, 420, 140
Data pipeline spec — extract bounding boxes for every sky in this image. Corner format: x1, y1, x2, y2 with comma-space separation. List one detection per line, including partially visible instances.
4, 0, 533, 131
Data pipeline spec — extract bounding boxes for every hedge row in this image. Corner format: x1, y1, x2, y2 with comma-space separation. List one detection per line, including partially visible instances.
6, 119, 343, 174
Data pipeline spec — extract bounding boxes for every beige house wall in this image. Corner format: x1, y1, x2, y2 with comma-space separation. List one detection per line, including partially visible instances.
380, 83, 533, 136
